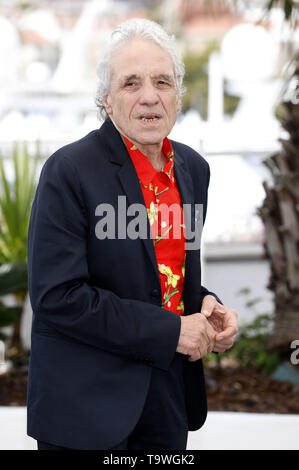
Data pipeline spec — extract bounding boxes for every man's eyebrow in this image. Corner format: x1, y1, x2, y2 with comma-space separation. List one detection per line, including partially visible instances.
121, 74, 140, 84
120, 73, 174, 84
154, 74, 174, 82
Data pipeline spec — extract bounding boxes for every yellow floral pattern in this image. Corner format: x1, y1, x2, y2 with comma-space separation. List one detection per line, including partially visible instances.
158, 264, 180, 288
147, 201, 158, 226
158, 264, 181, 307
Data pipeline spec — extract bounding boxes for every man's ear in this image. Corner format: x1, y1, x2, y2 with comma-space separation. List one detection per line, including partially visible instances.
103, 95, 112, 116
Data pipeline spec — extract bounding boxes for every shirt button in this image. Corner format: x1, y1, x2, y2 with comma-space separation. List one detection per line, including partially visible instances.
151, 289, 159, 298
161, 221, 167, 228
167, 301, 171, 307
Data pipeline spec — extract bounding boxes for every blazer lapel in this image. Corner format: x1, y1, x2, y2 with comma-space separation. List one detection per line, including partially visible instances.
172, 147, 196, 300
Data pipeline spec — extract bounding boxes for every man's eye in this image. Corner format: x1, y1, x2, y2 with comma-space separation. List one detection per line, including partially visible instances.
157, 81, 170, 86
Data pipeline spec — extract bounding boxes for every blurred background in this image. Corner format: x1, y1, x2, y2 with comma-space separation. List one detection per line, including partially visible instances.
0, 0, 298, 450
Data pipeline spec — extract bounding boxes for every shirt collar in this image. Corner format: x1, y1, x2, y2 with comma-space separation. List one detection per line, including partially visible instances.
120, 133, 175, 187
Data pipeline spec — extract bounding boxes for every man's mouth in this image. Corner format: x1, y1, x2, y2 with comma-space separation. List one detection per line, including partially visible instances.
138, 114, 162, 122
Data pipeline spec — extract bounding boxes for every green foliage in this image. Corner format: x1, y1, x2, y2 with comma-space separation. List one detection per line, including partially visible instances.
0, 301, 22, 329
0, 261, 27, 328
10, 349, 31, 369
205, 288, 282, 375
0, 262, 28, 296
0, 142, 39, 264
182, 44, 240, 119
0, 142, 39, 365
228, 314, 281, 374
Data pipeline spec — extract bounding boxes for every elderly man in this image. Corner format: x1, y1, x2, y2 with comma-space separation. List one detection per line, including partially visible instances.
27, 19, 238, 451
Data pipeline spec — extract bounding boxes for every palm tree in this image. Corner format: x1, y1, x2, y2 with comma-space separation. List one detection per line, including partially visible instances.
258, 58, 299, 352
257, 0, 299, 352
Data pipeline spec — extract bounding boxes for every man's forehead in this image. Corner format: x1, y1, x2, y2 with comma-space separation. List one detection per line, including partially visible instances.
110, 39, 175, 80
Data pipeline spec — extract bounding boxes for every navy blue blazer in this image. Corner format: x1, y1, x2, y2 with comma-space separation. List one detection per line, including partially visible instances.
27, 118, 221, 449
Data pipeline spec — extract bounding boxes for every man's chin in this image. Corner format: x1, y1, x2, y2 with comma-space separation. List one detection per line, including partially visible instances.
134, 129, 167, 146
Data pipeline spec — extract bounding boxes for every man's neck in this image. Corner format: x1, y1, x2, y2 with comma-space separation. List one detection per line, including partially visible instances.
134, 142, 166, 171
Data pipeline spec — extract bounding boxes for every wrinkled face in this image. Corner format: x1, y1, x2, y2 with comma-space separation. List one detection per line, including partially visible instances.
103, 38, 180, 147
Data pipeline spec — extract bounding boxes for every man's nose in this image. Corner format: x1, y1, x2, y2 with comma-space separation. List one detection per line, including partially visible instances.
139, 82, 159, 106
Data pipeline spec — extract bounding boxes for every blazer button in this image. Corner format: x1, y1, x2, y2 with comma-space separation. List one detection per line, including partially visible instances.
151, 288, 159, 298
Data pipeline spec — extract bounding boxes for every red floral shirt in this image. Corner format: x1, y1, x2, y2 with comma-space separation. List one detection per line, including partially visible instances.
121, 133, 185, 315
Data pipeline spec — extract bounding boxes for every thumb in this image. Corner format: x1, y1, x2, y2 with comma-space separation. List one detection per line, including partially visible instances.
201, 295, 215, 317
202, 309, 211, 317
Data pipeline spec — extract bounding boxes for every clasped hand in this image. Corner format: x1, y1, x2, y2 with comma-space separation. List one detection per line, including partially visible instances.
176, 295, 238, 362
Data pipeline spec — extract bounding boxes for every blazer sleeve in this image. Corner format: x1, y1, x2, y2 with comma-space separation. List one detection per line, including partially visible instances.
27, 153, 181, 372
199, 286, 223, 307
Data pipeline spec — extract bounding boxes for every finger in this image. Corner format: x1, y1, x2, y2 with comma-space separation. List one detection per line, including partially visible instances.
188, 355, 198, 362
189, 343, 209, 361
213, 340, 233, 349
214, 339, 235, 351
209, 333, 217, 352
222, 333, 237, 345
201, 310, 212, 318
213, 304, 227, 313
212, 345, 227, 353
202, 302, 227, 318
216, 326, 238, 341
188, 352, 202, 362
214, 333, 236, 345
189, 344, 202, 362
201, 295, 218, 317
197, 324, 211, 347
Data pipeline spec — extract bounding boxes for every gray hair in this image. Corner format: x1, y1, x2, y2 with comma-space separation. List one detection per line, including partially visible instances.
95, 18, 186, 120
